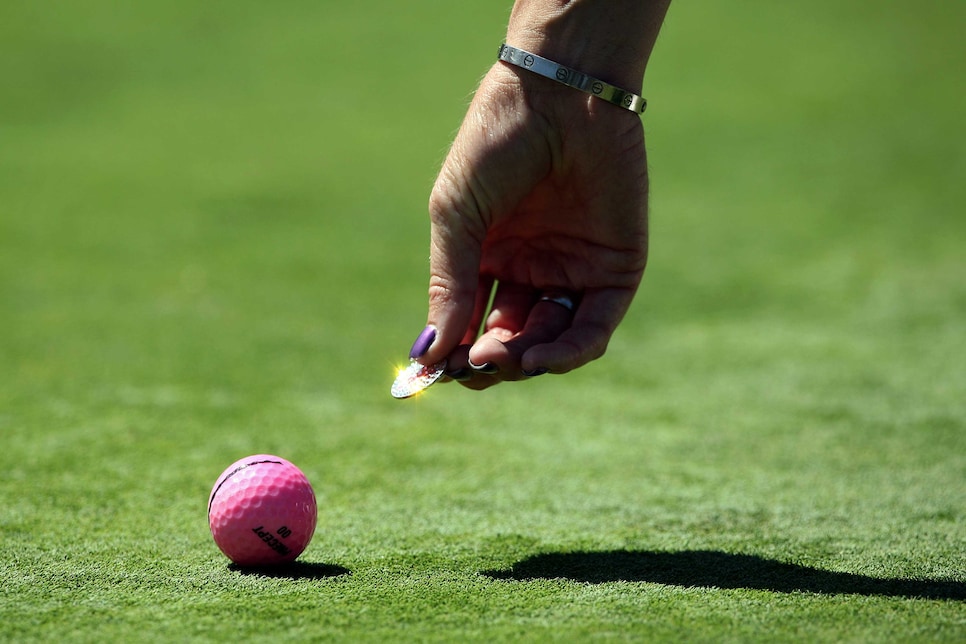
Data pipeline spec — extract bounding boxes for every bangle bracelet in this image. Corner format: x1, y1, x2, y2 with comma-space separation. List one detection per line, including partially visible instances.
498, 43, 647, 114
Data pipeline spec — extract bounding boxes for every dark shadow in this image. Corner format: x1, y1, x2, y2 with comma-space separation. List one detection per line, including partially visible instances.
482, 550, 965, 601
229, 561, 351, 580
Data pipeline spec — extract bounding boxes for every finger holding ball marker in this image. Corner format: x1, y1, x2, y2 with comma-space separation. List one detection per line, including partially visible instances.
208, 454, 317, 567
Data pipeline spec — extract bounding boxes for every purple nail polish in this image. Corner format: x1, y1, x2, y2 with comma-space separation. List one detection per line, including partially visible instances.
409, 326, 437, 360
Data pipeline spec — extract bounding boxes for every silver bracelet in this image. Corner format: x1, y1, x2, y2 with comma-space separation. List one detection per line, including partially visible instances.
498, 43, 647, 114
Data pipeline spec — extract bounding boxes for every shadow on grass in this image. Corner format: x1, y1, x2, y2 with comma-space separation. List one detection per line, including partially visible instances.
229, 561, 351, 580
482, 550, 965, 601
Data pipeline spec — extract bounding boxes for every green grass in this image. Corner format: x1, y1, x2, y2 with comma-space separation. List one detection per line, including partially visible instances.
2, 1, 964, 641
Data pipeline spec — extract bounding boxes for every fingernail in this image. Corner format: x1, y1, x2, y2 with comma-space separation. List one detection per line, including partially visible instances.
522, 368, 549, 377
446, 368, 472, 382
409, 326, 437, 360
468, 358, 499, 374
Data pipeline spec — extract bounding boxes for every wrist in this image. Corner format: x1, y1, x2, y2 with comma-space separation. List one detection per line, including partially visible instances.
506, 0, 669, 93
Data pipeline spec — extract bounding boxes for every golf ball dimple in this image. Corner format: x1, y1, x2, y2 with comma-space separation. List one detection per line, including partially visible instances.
208, 454, 317, 567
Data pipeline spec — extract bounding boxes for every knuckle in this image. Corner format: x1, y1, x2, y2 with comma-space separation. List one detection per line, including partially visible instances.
427, 276, 472, 309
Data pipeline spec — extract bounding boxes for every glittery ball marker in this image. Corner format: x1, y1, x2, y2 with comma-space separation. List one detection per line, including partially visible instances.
391, 359, 446, 399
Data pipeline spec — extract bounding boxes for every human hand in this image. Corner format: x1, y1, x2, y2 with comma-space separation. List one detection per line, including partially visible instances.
408, 60, 650, 390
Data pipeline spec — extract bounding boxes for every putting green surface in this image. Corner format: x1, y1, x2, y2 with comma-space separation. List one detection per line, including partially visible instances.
2, 1, 964, 640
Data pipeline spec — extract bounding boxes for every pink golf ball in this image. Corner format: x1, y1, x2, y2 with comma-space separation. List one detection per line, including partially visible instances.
208, 454, 317, 567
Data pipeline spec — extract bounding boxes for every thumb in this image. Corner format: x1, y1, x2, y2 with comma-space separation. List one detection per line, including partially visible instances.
413, 197, 486, 366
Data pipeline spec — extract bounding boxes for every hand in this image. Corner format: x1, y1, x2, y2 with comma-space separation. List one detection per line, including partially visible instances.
411, 61, 650, 390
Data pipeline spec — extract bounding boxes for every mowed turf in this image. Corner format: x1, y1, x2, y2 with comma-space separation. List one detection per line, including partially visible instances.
1, 1, 964, 640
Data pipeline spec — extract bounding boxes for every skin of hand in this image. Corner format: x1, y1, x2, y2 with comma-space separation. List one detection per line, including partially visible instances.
414, 1, 669, 390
